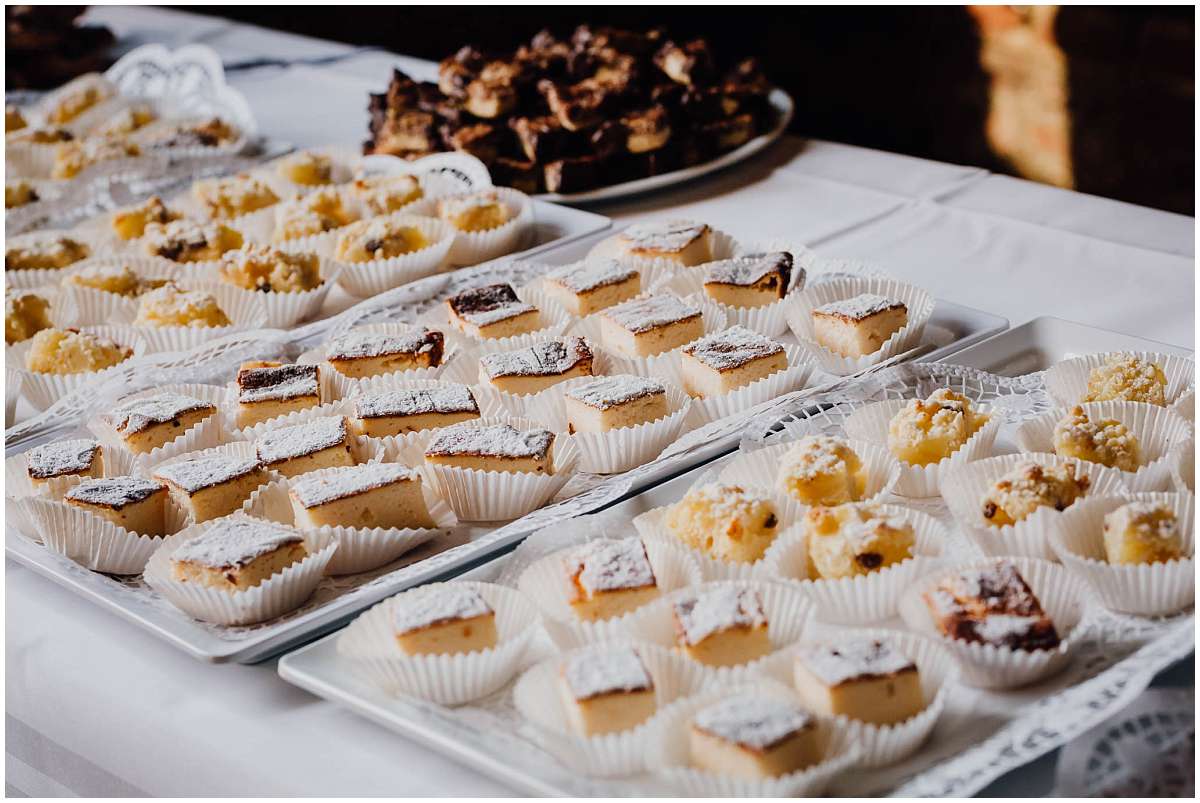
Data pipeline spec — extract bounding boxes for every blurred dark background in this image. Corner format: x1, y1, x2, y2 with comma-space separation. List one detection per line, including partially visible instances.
7, 6, 1194, 214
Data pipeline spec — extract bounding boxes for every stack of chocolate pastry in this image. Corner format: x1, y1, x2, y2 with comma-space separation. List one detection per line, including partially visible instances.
364, 25, 775, 194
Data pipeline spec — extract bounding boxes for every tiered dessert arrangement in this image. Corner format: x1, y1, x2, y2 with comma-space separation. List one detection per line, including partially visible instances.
364, 25, 777, 194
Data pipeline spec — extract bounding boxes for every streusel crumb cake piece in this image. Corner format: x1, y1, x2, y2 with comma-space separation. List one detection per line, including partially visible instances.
1083, 354, 1168, 406
25, 328, 132, 374
980, 460, 1090, 527
665, 482, 781, 563
1103, 501, 1183, 566
219, 245, 322, 293
888, 389, 989, 466
777, 435, 866, 506
1052, 405, 1140, 471
805, 503, 914, 579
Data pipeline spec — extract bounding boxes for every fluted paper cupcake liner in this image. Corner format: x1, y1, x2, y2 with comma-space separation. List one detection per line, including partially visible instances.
568, 294, 728, 379
1043, 351, 1195, 416
651, 263, 807, 339
587, 224, 740, 272
419, 286, 572, 355
1052, 492, 1195, 616
19, 492, 189, 575
187, 254, 343, 329
1173, 448, 1194, 493
786, 275, 934, 376
521, 375, 693, 474
255, 145, 360, 198
512, 642, 710, 777
5, 445, 139, 543
4, 228, 123, 289
346, 377, 507, 454
941, 452, 1131, 561
647, 678, 860, 797
57, 255, 181, 325
33, 74, 120, 128
337, 581, 540, 705
4, 370, 20, 429
143, 513, 336, 625
408, 187, 534, 267
685, 344, 816, 428
104, 280, 269, 354
517, 534, 702, 650
139, 441, 278, 519
470, 347, 614, 415
1014, 400, 1194, 493
300, 321, 467, 398
417, 415, 579, 522
11, 325, 149, 411
625, 580, 815, 682
634, 485, 807, 582
229, 184, 366, 247
898, 556, 1092, 689
5, 284, 77, 334
842, 398, 1003, 497
243, 467, 457, 575
127, 113, 252, 160
85, 382, 232, 472
1173, 387, 1195, 421
759, 505, 947, 624
754, 629, 959, 768
718, 437, 904, 509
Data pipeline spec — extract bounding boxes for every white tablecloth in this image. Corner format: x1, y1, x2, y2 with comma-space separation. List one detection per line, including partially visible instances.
7, 6, 1195, 797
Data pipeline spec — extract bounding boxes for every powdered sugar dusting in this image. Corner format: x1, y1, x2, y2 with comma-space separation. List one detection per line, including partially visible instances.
683, 325, 784, 371
154, 456, 262, 494
619, 220, 708, 253
106, 393, 214, 435
704, 251, 793, 288
238, 364, 319, 404
447, 284, 537, 327
566, 375, 665, 411
26, 438, 101, 479
256, 416, 348, 465
603, 294, 700, 334
392, 585, 492, 635
673, 586, 767, 645
567, 536, 656, 594
797, 640, 916, 686
66, 476, 163, 509
171, 517, 303, 569
356, 385, 477, 419
814, 293, 905, 321
563, 644, 653, 700
547, 259, 638, 294
425, 423, 553, 460
693, 695, 812, 750
290, 463, 418, 508
326, 328, 441, 361
480, 337, 592, 379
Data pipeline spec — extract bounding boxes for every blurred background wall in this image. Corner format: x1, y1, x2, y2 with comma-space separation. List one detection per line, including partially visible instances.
7, 5, 1193, 214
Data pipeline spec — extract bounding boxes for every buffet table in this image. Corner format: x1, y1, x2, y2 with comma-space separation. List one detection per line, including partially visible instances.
6, 6, 1195, 797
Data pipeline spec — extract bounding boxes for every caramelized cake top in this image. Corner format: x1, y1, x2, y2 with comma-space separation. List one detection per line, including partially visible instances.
447, 283, 537, 327
603, 294, 701, 334
480, 337, 592, 379
546, 259, 638, 294
692, 695, 813, 750
618, 220, 708, 253
107, 393, 215, 435
326, 327, 444, 364
65, 476, 164, 509
425, 422, 553, 460
155, 455, 262, 493
356, 385, 478, 419
814, 293, 906, 322
704, 251, 793, 289
567, 536, 656, 595
25, 438, 101, 479
237, 364, 319, 404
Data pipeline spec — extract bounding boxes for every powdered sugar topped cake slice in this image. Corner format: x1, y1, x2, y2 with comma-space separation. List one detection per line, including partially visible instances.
563, 645, 654, 700
237, 364, 319, 403
603, 294, 701, 334
65, 476, 163, 508
325, 328, 443, 362
797, 640, 916, 686
672, 586, 768, 646
814, 293, 906, 322
425, 422, 554, 460
446, 284, 537, 327
692, 695, 813, 750
480, 337, 593, 379
705, 252, 795, 288
290, 463, 419, 509
154, 455, 262, 493
255, 416, 348, 465
547, 259, 639, 294
392, 585, 492, 635
105, 393, 215, 434
566, 375, 665, 411
924, 561, 1061, 651
618, 220, 709, 254
25, 438, 101, 479
355, 385, 478, 419
567, 536, 657, 595
683, 325, 784, 372
171, 517, 303, 569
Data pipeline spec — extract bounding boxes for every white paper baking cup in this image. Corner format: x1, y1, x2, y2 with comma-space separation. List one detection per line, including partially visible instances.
587, 224, 739, 272
1051, 492, 1195, 616
1173, 447, 1194, 493
568, 293, 729, 379
520, 375, 693, 474
651, 262, 807, 339
4, 228, 117, 289
57, 255, 181, 325
139, 441, 275, 515
759, 505, 947, 625
143, 512, 336, 625
229, 184, 364, 247
256, 145, 360, 197
517, 534, 702, 650
222, 379, 353, 443
419, 415, 579, 522
10, 324, 149, 412
684, 343, 817, 428
311, 213, 456, 297
469, 344, 613, 416
842, 398, 1003, 498
410, 187, 534, 267
189, 253, 344, 329
941, 452, 1132, 561
419, 285, 572, 355
646, 678, 859, 797
336, 581, 540, 705
33, 73, 119, 126
625, 580, 815, 682
785, 275, 934, 376
300, 321, 466, 398
524, 259, 677, 320
511, 642, 711, 777
898, 557, 1093, 689
105, 280, 269, 354
633, 483, 807, 582
1013, 401, 1194, 493
1043, 351, 1196, 417
755, 629, 959, 768
718, 437, 904, 509
243, 465, 457, 575
5, 444, 138, 541
19, 491, 189, 575
6, 369, 21, 428
86, 382, 232, 471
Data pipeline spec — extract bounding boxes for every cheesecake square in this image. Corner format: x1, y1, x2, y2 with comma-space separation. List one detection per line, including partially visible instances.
543, 259, 641, 316
565, 375, 668, 433
289, 463, 436, 530
25, 438, 103, 488
559, 645, 657, 736
689, 695, 820, 779
255, 416, 356, 478
236, 362, 321, 429
104, 393, 217, 454
446, 284, 542, 340
672, 586, 771, 667
812, 293, 908, 358
424, 423, 555, 475
564, 536, 660, 621
154, 455, 268, 523
393, 585, 497, 656
325, 328, 445, 379
794, 640, 924, 725
599, 294, 704, 358
703, 252, 795, 308
680, 325, 788, 398
171, 517, 308, 592
64, 476, 168, 536
479, 336, 594, 396
923, 561, 1061, 651
616, 220, 712, 267
352, 384, 480, 437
